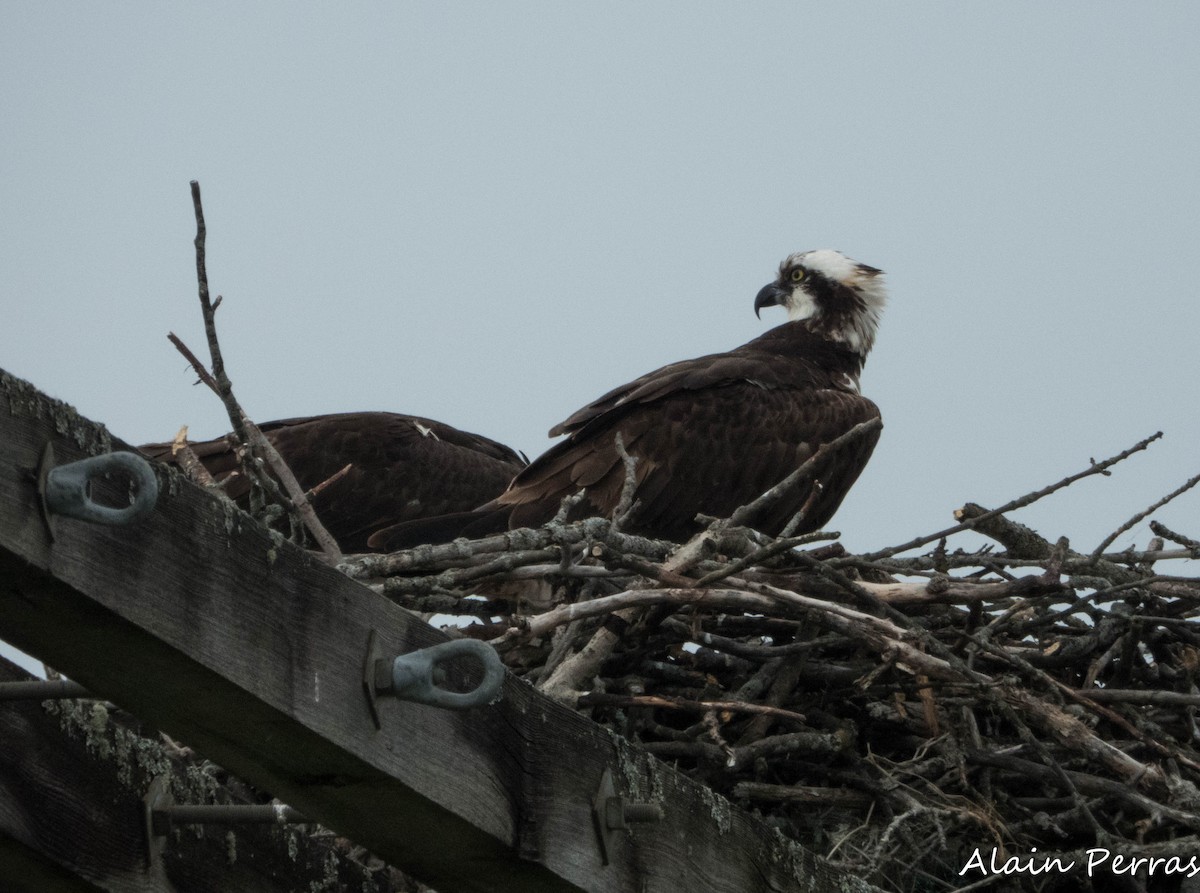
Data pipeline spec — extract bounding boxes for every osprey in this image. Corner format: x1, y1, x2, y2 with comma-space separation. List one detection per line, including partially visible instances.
369, 249, 885, 550
141, 412, 526, 552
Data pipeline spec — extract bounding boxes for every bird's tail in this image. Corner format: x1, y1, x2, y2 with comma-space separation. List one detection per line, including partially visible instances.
366, 506, 511, 551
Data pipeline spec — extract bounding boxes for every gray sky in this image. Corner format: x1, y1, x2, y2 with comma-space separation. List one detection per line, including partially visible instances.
3, 4, 1198, 672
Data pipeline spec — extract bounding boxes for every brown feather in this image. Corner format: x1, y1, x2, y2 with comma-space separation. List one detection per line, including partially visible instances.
140, 412, 525, 552
492, 320, 882, 541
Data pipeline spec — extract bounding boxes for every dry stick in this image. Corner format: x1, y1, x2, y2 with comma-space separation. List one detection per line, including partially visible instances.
847, 575, 1068, 606
168, 329, 341, 560
967, 750, 1200, 833
778, 482, 826, 539
339, 517, 675, 579
854, 548, 1198, 578
610, 432, 639, 531
595, 546, 701, 589
384, 548, 564, 596
1051, 677, 1200, 776
173, 443, 218, 488
184, 181, 342, 562
663, 619, 839, 662
383, 563, 621, 592
166, 332, 286, 502
725, 417, 882, 530
190, 187, 219, 372
950, 503, 1146, 591
745, 577, 1171, 786
856, 430, 1164, 563
167, 425, 218, 488
1150, 520, 1200, 551
168, 333, 288, 514
539, 503, 737, 701
550, 490, 587, 525
734, 652, 810, 746
494, 587, 783, 645
1089, 469, 1200, 560
537, 526, 723, 702
965, 628, 1200, 776
306, 463, 354, 502
273, 472, 341, 558
167, 332, 221, 393
988, 695, 1108, 841
947, 502, 1054, 559
968, 598, 1194, 787
576, 691, 808, 725
692, 529, 837, 587
732, 782, 874, 809
1073, 688, 1200, 707
189, 182, 247, 448
645, 729, 847, 769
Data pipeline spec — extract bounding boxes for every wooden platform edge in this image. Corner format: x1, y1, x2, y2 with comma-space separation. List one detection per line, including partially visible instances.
0, 656, 417, 892
0, 367, 874, 893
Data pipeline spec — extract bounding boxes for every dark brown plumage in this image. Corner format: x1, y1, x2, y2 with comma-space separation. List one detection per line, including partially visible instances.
141, 412, 525, 552
369, 248, 887, 550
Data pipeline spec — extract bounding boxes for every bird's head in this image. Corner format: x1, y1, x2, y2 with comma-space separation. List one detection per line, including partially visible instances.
754, 249, 887, 355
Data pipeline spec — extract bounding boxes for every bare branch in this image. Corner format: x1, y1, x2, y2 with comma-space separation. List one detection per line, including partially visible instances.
577, 691, 808, 725
168, 426, 218, 489
726, 417, 882, 531
610, 431, 639, 531
1150, 519, 1200, 551
180, 181, 342, 562
1090, 469, 1200, 559
306, 463, 354, 502
861, 430, 1164, 561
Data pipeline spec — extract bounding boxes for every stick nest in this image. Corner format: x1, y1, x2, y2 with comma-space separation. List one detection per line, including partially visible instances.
338, 443, 1200, 893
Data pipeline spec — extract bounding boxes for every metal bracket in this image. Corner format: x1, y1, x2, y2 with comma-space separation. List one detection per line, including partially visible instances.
0, 679, 91, 700
142, 774, 307, 868
142, 774, 170, 869
591, 769, 664, 866
37, 444, 158, 532
362, 631, 504, 728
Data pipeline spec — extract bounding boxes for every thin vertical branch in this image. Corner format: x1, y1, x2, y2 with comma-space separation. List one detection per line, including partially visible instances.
180, 181, 342, 562
190, 180, 242, 442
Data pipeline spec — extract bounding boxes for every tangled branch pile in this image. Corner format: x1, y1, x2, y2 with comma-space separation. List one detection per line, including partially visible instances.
339, 435, 1200, 892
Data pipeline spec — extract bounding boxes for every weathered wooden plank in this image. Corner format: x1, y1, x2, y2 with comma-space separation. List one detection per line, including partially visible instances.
0, 367, 870, 893
0, 657, 409, 892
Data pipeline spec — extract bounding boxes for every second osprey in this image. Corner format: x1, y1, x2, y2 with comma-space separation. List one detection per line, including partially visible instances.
371, 249, 886, 549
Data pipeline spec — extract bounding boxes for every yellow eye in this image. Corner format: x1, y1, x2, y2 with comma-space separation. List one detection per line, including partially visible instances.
789, 267, 806, 283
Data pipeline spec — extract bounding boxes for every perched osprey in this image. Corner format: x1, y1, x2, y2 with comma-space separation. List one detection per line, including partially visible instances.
141, 412, 526, 552
369, 249, 885, 550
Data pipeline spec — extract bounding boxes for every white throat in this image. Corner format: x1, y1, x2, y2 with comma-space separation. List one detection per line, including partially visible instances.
785, 292, 819, 324
784, 249, 888, 356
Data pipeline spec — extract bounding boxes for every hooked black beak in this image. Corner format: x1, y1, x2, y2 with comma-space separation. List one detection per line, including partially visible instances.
754, 283, 789, 319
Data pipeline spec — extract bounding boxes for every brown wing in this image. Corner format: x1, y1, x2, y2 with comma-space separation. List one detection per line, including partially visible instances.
501, 383, 881, 541
140, 412, 525, 552
367, 322, 881, 549
550, 322, 862, 436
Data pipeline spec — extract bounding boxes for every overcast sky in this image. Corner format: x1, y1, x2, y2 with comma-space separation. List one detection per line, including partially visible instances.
3, 4, 1199, 668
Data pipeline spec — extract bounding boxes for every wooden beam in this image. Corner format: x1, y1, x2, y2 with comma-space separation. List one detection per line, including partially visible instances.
0, 367, 870, 893
0, 657, 410, 892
